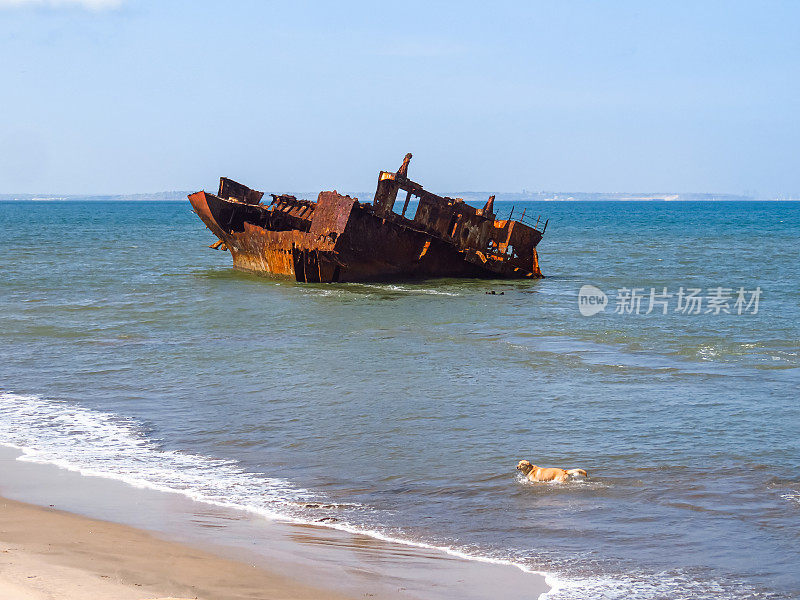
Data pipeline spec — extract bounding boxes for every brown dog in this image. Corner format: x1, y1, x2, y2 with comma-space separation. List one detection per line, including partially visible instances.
516, 459, 588, 483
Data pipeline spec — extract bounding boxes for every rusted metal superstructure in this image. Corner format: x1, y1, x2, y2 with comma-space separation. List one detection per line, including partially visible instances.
188, 154, 545, 282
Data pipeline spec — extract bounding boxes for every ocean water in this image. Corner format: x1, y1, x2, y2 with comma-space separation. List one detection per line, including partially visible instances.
0, 199, 798, 599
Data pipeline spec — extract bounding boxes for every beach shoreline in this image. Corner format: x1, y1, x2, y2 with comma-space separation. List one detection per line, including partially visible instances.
0, 494, 351, 600
0, 445, 550, 600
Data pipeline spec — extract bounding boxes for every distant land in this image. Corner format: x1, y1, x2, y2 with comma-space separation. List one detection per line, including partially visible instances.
2, 191, 797, 202
0, 191, 193, 202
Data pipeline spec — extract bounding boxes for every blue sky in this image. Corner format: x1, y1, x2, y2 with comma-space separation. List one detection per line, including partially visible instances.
1, 1, 798, 196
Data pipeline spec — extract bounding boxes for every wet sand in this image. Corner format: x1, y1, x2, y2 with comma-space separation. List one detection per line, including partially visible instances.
0, 446, 550, 600
0, 495, 349, 600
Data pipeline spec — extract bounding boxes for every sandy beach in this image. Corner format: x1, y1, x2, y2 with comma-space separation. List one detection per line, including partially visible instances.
0, 494, 351, 600
0, 446, 550, 600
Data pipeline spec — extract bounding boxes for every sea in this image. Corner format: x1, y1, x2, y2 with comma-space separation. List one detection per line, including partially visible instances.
0, 199, 798, 599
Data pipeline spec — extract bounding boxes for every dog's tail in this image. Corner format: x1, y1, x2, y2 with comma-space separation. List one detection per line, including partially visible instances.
566, 468, 588, 478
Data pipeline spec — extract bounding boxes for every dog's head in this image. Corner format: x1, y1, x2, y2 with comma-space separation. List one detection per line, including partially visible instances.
516, 460, 535, 475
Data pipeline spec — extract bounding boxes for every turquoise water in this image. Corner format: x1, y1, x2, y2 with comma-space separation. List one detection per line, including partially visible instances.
1, 200, 798, 599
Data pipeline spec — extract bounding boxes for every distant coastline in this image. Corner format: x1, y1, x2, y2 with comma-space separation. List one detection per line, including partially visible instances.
2, 191, 796, 202
0, 191, 194, 202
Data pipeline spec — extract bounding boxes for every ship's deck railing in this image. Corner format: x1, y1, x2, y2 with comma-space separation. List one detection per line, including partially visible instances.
494, 206, 548, 233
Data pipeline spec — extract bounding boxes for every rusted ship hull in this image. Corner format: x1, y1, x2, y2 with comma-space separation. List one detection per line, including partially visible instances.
189, 155, 545, 283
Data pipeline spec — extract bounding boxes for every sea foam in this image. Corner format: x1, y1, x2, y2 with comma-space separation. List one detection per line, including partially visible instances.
0, 391, 779, 599
0, 391, 314, 513
0, 391, 560, 590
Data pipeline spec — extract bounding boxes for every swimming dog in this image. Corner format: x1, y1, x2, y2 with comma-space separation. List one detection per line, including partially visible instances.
516, 459, 588, 482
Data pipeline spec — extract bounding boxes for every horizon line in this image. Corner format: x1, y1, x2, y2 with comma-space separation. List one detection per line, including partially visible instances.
2, 193, 798, 202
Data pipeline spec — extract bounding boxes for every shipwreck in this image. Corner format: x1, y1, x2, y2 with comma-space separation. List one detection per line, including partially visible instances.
188, 154, 546, 283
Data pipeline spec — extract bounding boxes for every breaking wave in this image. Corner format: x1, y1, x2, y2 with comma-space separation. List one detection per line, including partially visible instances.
0, 392, 557, 588
0, 391, 315, 511
0, 391, 788, 599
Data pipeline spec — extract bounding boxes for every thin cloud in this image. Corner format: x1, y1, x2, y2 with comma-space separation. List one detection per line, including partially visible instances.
0, 0, 123, 9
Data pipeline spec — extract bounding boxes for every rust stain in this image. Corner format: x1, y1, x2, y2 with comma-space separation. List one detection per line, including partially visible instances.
189, 155, 546, 283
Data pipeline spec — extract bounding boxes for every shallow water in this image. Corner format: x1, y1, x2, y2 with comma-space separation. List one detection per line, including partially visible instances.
1, 200, 798, 599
